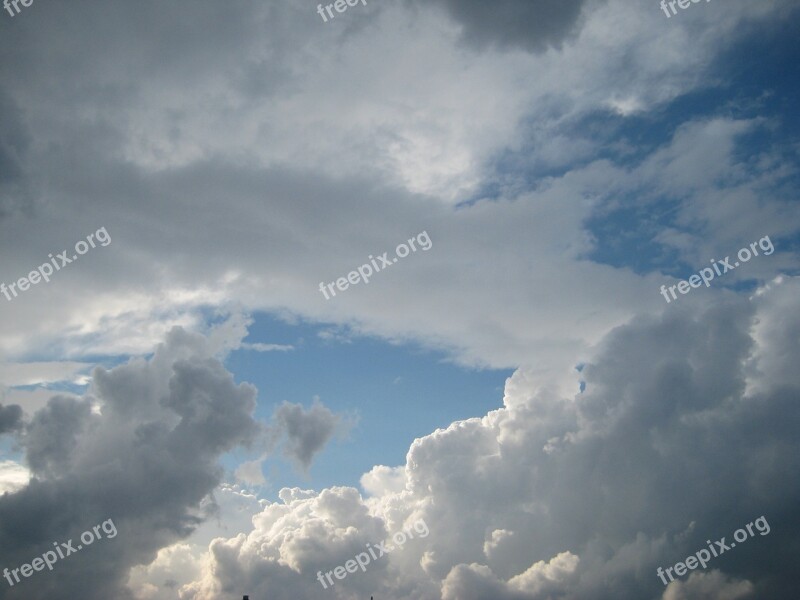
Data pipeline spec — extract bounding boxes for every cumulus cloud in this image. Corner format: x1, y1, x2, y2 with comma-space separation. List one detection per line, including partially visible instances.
0, 326, 265, 599
0, 318, 349, 599
441, 551, 579, 599
360, 465, 407, 497
23, 395, 92, 477
661, 570, 755, 600
126, 543, 203, 600
179, 277, 800, 599
179, 485, 412, 600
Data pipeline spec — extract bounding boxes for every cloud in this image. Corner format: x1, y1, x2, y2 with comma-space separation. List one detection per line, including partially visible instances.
23, 395, 92, 477
415, 0, 590, 52
0, 460, 29, 495
0, 361, 92, 387
0, 0, 793, 383
360, 465, 407, 497
0, 326, 264, 600
179, 485, 401, 600
272, 400, 343, 470
0, 388, 80, 418
661, 570, 755, 600
0, 1, 796, 598
234, 458, 267, 487
240, 343, 294, 352
126, 543, 203, 600
441, 551, 579, 599
0, 402, 22, 434
179, 277, 800, 599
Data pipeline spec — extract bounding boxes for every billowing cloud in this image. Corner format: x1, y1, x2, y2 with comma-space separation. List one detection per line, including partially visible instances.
0, 327, 264, 599
440, 551, 580, 599
0, 322, 347, 599
178, 277, 800, 599
661, 570, 755, 600
23, 395, 91, 476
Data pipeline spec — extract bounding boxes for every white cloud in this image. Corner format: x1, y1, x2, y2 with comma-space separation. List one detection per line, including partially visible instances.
241, 342, 294, 352
361, 465, 407, 497
235, 458, 267, 486
0, 460, 30, 495
0, 361, 92, 387
0, 387, 81, 416
128, 543, 203, 600
0, 0, 794, 387
661, 570, 755, 600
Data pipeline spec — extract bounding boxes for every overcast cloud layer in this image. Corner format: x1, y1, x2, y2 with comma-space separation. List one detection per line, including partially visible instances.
0, 0, 798, 598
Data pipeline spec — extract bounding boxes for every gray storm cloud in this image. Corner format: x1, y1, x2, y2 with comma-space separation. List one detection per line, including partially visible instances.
0, 324, 346, 599
0, 404, 22, 435
412, 0, 592, 52
0, 327, 264, 600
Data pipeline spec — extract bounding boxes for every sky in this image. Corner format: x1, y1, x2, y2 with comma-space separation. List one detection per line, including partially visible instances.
0, 0, 798, 599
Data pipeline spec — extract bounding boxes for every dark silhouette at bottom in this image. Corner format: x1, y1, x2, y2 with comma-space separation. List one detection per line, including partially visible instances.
242, 594, 373, 598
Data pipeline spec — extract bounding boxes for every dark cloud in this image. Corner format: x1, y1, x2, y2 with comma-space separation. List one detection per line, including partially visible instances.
0, 327, 263, 600
23, 396, 90, 476
0, 403, 22, 435
0, 92, 36, 220
272, 400, 341, 470
419, 290, 800, 598
416, 0, 592, 52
